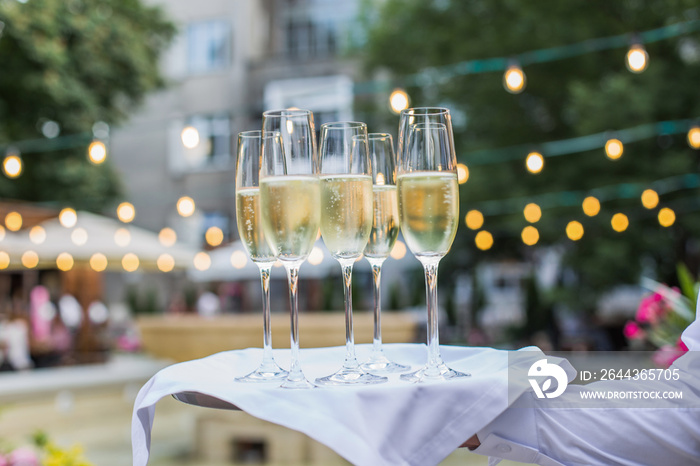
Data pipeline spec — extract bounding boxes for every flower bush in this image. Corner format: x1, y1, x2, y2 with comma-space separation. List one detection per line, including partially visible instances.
0, 432, 92, 466
624, 265, 697, 367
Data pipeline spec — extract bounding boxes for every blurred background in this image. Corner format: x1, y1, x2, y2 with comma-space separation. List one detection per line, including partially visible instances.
0, 0, 698, 464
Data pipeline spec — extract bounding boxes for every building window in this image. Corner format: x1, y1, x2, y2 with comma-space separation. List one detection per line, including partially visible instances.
187, 20, 231, 74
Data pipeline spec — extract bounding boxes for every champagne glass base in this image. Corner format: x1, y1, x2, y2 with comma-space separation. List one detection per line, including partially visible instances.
280, 373, 316, 389
399, 363, 470, 383
315, 367, 388, 386
235, 364, 288, 383
360, 352, 411, 374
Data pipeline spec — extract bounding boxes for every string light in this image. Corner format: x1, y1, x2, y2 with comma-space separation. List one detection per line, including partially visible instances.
159, 227, 177, 246
21, 250, 39, 269
3, 151, 22, 178
688, 126, 700, 149
230, 250, 247, 269
307, 247, 324, 265
525, 151, 544, 174
114, 228, 131, 247
0, 226, 5, 241
122, 253, 140, 272
389, 88, 409, 114
641, 189, 659, 209
626, 43, 649, 73
521, 226, 539, 246
475, 230, 494, 250
566, 221, 584, 241
56, 253, 74, 272
523, 203, 542, 223
5, 212, 22, 231
88, 140, 107, 164
205, 226, 224, 247
90, 253, 108, 272
29, 226, 46, 244
181, 126, 200, 149
582, 196, 601, 216
503, 63, 526, 94
611, 213, 629, 232
71, 227, 88, 246
390, 240, 407, 260
658, 207, 676, 227
157, 253, 175, 272
605, 138, 624, 160
177, 196, 196, 217
456, 163, 469, 184
465, 210, 484, 230
117, 202, 135, 223
195, 251, 212, 271
59, 208, 77, 228
0, 252, 10, 269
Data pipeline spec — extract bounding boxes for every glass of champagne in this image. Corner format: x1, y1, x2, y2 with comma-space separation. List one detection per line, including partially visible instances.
397, 108, 470, 382
360, 133, 410, 374
315, 122, 387, 386
234, 131, 287, 382
260, 109, 320, 389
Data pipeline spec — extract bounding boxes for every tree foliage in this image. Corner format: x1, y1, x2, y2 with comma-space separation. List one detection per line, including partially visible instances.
0, 0, 175, 211
363, 0, 700, 311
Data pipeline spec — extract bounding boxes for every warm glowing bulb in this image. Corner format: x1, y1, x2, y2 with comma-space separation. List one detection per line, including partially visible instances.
307, 247, 324, 265
195, 251, 212, 271
641, 189, 659, 209
611, 213, 629, 232
181, 126, 200, 149
582, 196, 601, 217
205, 226, 224, 247
157, 253, 175, 272
22, 250, 39, 268
71, 227, 88, 246
0, 225, 5, 241
59, 208, 77, 228
177, 196, 195, 217
90, 253, 108, 272
88, 141, 107, 164
0, 251, 9, 269
465, 210, 484, 230
626, 44, 648, 73
122, 253, 139, 272
566, 221, 584, 241
117, 202, 135, 223
605, 139, 623, 160
114, 228, 131, 247
389, 88, 409, 114
230, 250, 247, 269
687, 127, 700, 149
503, 65, 526, 93
159, 227, 177, 247
3, 154, 22, 178
5, 212, 22, 231
658, 207, 676, 227
390, 240, 407, 260
475, 231, 494, 250
521, 226, 539, 246
56, 252, 74, 272
525, 152, 544, 174
29, 226, 46, 244
457, 163, 469, 184
523, 203, 542, 223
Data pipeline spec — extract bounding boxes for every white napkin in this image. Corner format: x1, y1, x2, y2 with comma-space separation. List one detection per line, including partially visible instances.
132, 343, 573, 466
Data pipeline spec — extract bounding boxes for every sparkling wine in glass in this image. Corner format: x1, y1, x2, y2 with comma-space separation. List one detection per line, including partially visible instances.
397, 108, 470, 382
315, 122, 387, 386
360, 133, 410, 374
260, 109, 320, 389
234, 131, 288, 382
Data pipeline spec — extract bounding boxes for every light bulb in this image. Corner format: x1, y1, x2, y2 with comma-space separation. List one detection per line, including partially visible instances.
503, 64, 526, 93
177, 196, 195, 217
566, 221, 584, 241
626, 44, 648, 73
605, 139, 623, 160
3, 152, 22, 178
181, 126, 200, 149
389, 88, 410, 114
525, 152, 544, 174
521, 226, 539, 246
88, 141, 107, 164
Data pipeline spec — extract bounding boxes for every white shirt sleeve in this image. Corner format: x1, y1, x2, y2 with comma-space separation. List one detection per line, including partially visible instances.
471, 308, 700, 466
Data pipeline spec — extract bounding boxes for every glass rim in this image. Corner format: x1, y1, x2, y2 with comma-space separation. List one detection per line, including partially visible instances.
368, 132, 393, 140
400, 107, 450, 116
320, 121, 367, 130
238, 130, 277, 138
262, 108, 313, 117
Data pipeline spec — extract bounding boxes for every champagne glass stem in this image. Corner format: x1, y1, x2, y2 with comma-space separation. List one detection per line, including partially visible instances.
340, 260, 358, 368
258, 264, 276, 368
283, 262, 306, 385
371, 262, 383, 353
423, 259, 443, 373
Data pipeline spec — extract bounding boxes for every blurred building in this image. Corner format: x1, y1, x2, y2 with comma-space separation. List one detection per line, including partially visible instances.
110, 0, 363, 249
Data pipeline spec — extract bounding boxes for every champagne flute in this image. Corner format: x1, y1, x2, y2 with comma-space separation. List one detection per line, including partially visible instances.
234, 131, 287, 382
360, 133, 410, 374
315, 122, 387, 386
397, 108, 470, 382
260, 109, 320, 389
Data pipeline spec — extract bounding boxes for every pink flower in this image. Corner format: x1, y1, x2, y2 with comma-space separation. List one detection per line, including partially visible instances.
651, 345, 686, 368
0, 454, 8, 466
636, 292, 670, 323
8, 447, 39, 466
623, 321, 645, 339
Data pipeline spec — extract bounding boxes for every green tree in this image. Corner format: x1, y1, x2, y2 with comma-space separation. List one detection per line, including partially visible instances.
362, 0, 700, 312
0, 0, 175, 211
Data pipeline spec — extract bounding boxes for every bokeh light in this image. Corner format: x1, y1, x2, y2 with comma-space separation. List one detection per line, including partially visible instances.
177, 196, 196, 217
465, 210, 484, 230
523, 203, 542, 223
582, 196, 601, 216
122, 253, 140, 272
0, 252, 10, 269
605, 139, 623, 160
525, 152, 544, 174
641, 189, 659, 209
157, 253, 175, 272
56, 252, 74, 272
159, 227, 177, 247
521, 226, 539, 246
503, 64, 526, 93
626, 44, 649, 73
5, 212, 22, 231
205, 226, 224, 247
71, 227, 88, 246
389, 88, 409, 114
114, 228, 131, 247
181, 126, 200, 149
390, 240, 407, 260
475, 230, 494, 250
90, 253, 108, 272
658, 207, 676, 227
117, 202, 136, 223
3, 153, 22, 178
22, 250, 39, 268
566, 221, 584, 241
88, 141, 107, 164
230, 250, 247, 269
195, 251, 212, 271
687, 127, 700, 149
307, 247, 324, 265
59, 208, 77, 228
456, 163, 469, 184
29, 226, 46, 245
611, 213, 629, 232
